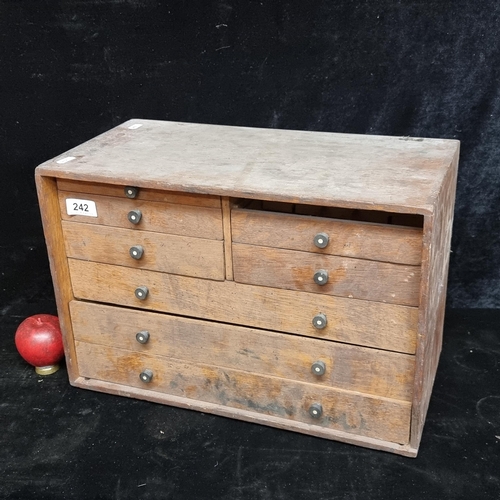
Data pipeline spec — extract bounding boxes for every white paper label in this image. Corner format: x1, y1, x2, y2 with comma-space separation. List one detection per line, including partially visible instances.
66, 198, 98, 217
56, 156, 76, 164
128, 123, 143, 129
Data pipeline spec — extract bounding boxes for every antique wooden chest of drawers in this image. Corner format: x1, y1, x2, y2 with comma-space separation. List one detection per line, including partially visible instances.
36, 119, 459, 456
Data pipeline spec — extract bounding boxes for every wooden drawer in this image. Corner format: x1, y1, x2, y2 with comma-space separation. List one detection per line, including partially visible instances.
232, 208, 423, 265
62, 221, 225, 280
68, 259, 418, 354
75, 341, 412, 444
57, 179, 221, 208
233, 243, 421, 306
70, 301, 415, 400
58, 190, 223, 240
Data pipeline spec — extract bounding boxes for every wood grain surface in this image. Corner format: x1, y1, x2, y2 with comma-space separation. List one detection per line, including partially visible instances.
37, 119, 460, 213
62, 221, 225, 280
68, 259, 418, 353
58, 190, 223, 240
232, 208, 423, 265
34, 174, 79, 382
233, 243, 421, 306
57, 178, 221, 207
222, 197, 234, 280
411, 147, 459, 448
70, 301, 415, 400
75, 341, 412, 444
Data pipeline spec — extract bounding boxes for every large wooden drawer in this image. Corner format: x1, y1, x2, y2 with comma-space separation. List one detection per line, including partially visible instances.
75, 341, 412, 444
70, 301, 415, 400
68, 259, 418, 354
233, 243, 421, 306
62, 221, 225, 280
58, 190, 223, 240
232, 208, 423, 265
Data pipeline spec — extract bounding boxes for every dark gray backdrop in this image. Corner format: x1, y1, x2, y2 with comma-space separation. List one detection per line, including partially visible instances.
2, 0, 499, 308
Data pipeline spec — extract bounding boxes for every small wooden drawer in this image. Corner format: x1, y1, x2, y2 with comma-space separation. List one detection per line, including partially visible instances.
232, 208, 423, 265
233, 243, 421, 306
62, 221, 225, 280
57, 179, 221, 208
68, 260, 418, 353
58, 190, 223, 240
75, 341, 412, 444
70, 301, 415, 401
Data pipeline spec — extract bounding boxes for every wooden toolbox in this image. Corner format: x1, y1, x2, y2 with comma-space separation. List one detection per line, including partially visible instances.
35, 120, 459, 456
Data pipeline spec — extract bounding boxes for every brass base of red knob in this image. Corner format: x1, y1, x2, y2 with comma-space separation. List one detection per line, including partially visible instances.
35, 364, 60, 376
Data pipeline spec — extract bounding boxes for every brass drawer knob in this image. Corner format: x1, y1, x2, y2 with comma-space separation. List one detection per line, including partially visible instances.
129, 245, 144, 260
309, 403, 323, 419
314, 232, 329, 249
128, 209, 142, 224
136, 330, 150, 344
313, 269, 329, 285
135, 286, 149, 300
139, 369, 153, 383
311, 361, 326, 376
312, 313, 327, 330
125, 186, 139, 198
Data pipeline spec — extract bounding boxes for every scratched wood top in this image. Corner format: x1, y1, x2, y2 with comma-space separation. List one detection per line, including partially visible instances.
36, 119, 459, 213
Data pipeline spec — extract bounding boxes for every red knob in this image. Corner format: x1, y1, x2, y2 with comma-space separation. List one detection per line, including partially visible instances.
14, 314, 64, 375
